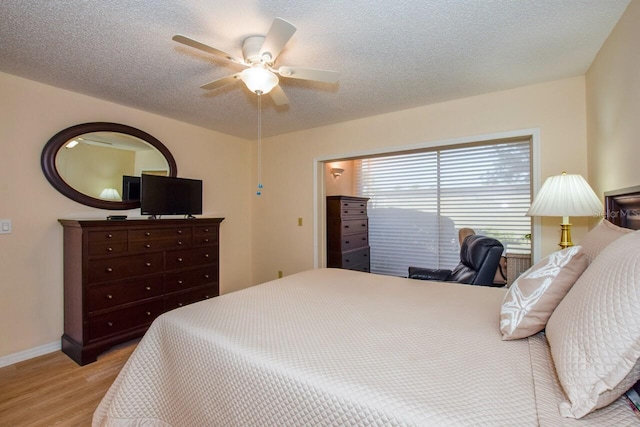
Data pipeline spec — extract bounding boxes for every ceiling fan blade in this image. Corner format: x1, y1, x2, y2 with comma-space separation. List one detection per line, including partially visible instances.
277, 66, 339, 84
259, 18, 296, 61
200, 74, 240, 90
173, 35, 244, 65
269, 85, 289, 106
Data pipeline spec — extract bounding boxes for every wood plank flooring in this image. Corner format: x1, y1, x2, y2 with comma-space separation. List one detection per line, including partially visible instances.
0, 340, 137, 426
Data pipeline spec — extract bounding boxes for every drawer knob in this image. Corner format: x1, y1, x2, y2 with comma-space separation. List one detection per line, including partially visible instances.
146, 311, 152, 316
205, 295, 211, 299
106, 267, 113, 273
107, 247, 113, 252
204, 274, 210, 279
204, 228, 209, 232
344, 225, 350, 229
177, 302, 183, 307
145, 262, 152, 267
177, 257, 183, 262
145, 286, 151, 291
204, 238, 209, 243
177, 280, 184, 284
145, 244, 151, 248
106, 321, 113, 327
361, 223, 366, 227
106, 294, 113, 299
106, 233, 113, 238
204, 253, 209, 258
345, 240, 350, 244
177, 230, 183, 234
178, 241, 183, 245
145, 232, 151, 236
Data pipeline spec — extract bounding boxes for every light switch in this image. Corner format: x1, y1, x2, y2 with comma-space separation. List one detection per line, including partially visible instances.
0, 219, 11, 234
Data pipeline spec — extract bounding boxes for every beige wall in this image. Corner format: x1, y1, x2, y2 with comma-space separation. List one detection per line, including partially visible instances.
586, 0, 640, 197
0, 72, 253, 358
324, 160, 354, 196
253, 76, 590, 285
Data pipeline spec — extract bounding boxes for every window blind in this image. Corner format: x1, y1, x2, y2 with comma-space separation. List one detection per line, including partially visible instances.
354, 140, 531, 277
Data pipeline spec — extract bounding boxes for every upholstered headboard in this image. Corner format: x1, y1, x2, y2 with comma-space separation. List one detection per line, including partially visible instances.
605, 185, 640, 230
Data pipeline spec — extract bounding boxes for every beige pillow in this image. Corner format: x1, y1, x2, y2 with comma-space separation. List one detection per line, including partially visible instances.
500, 246, 587, 340
579, 219, 632, 263
546, 230, 640, 418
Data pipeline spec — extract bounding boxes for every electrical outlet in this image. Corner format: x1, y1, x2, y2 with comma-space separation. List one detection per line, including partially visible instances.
0, 219, 11, 234
278, 270, 283, 278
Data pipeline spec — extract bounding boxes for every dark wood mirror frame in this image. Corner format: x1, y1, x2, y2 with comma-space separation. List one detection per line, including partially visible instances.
41, 122, 178, 210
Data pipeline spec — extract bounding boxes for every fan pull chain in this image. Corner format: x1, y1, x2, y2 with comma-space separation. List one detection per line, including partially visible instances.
256, 91, 263, 196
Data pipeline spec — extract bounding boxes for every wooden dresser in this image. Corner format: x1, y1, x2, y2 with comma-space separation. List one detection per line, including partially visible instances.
58, 217, 224, 365
326, 196, 370, 272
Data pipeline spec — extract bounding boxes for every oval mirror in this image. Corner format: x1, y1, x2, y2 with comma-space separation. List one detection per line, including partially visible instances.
41, 122, 177, 210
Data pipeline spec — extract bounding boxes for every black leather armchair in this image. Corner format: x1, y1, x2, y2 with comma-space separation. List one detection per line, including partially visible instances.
408, 235, 505, 287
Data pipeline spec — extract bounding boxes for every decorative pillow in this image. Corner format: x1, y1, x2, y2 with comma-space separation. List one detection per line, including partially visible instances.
545, 230, 640, 419
579, 219, 632, 263
500, 246, 587, 340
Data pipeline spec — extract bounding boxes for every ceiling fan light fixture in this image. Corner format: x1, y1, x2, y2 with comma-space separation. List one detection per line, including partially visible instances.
239, 67, 279, 94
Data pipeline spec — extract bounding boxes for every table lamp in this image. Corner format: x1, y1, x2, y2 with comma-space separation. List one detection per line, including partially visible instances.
527, 172, 603, 248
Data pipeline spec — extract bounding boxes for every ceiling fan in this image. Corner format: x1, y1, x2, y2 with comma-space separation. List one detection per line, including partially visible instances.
172, 18, 339, 105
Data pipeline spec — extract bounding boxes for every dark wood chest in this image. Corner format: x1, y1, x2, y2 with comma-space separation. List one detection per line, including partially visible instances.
326, 196, 370, 272
58, 217, 223, 365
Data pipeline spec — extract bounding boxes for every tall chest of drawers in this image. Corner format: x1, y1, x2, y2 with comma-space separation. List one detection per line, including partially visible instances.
326, 196, 370, 272
58, 218, 224, 365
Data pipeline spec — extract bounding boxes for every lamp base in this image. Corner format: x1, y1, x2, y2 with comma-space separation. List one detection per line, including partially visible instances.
559, 223, 573, 249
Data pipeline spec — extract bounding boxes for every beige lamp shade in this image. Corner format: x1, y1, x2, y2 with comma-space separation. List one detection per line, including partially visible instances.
527, 173, 602, 218
99, 188, 122, 201
527, 172, 602, 248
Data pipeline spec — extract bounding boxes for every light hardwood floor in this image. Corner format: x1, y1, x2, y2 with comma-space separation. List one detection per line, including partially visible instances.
0, 340, 137, 426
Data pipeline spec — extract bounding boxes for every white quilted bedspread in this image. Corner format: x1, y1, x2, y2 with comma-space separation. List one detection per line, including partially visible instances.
93, 268, 637, 426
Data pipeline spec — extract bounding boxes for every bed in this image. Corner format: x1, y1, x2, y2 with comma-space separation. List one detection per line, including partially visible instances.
93, 188, 640, 426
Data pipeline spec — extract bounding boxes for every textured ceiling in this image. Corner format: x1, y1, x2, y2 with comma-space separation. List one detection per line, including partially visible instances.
0, 0, 630, 139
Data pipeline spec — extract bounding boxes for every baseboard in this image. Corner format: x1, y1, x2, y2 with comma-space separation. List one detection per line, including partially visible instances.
0, 341, 61, 368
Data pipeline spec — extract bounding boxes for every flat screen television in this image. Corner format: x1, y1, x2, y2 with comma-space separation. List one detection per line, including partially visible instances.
122, 175, 141, 201
140, 174, 203, 217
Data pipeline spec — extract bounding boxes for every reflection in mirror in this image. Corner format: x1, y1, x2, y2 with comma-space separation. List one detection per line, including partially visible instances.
55, 132, 169, 201
41, 122, 177, 210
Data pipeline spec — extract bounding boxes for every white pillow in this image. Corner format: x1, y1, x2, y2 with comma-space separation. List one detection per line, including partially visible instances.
546, 230, 640, 418
500, 246, 587, 340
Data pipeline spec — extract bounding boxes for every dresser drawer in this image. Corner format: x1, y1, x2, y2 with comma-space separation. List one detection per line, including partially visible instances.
165, 247, 218, 271
88, 240, 128, 256
341, 219, 368, 235
340, 247, 370, 268
339, 232, 369, 251
165, 266, 217, 293
164, 285, 218, 311
129, 227, 193, 241
88, 300, 163, 341
88, 230, 128, 243
193, 225, 219, 246
339, 199, 367, 214
89, 253, 164, 283
129, 237, 190, 253
348, 262, 370, 273
87, 275, 164, 312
